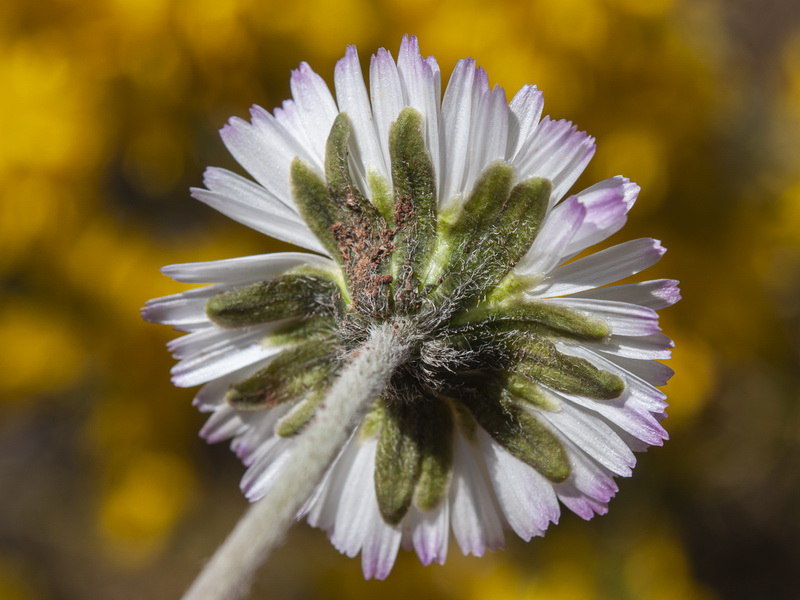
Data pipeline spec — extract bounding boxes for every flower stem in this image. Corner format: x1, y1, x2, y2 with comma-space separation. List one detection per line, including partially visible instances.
182, 320, 413, 600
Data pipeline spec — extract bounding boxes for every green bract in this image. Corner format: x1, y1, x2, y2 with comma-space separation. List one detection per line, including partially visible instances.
204, 108, 625, 525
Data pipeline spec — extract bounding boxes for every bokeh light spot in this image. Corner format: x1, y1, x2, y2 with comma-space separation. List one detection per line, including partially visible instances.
0, 300, 85, 400
99, 452, 195, 566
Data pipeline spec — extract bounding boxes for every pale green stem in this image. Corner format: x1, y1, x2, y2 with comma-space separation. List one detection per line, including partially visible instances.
182, 320, 413, 600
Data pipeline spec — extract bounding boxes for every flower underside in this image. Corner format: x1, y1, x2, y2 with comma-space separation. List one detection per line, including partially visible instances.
204, 107, 624, 526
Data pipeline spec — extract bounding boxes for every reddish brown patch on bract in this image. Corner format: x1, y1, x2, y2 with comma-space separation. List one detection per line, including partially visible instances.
391, 193, 422, 312
330, 191, 396, 316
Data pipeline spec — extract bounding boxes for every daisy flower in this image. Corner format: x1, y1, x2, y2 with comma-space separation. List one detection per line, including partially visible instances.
144, 35, 679, 580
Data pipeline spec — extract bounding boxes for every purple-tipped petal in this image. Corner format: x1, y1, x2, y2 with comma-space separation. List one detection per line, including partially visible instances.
405, 504, 449, 566
517, 195, 587, 276
554, 438, 619, 519
543, 297, 662, 337
571, 278, 682, 310
513, 118, 596, 207
530, 238, 666, 298
478, 429, 560, 540
289, 62, 338, 164
536, 401, 635, 477
561, 176, 639, 258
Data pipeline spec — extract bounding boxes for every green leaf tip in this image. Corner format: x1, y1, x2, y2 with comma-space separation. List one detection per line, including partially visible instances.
226, 340, 337, 410
461, 386, 570, 483
206, 273, 341, 328
374, 402, 421, 525
514, 337, 625, 400
389, 107, 438, 310
453, 299, 611, 342
275, 388, 328, 437
290, 158, 341, 260
429, 168, 551, 308
374, 398, 454, 524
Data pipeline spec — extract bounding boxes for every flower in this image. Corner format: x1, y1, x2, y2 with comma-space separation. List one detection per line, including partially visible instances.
144, 35, 679, 579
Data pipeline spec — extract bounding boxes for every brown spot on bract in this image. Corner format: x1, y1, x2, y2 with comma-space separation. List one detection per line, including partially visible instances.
329, 201, 396, 317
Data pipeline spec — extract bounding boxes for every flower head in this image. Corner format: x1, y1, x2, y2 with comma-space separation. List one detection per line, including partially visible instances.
144, 36, 679, 579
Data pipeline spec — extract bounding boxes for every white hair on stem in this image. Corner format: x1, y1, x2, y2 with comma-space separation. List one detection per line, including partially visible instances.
182, 320, 414, 600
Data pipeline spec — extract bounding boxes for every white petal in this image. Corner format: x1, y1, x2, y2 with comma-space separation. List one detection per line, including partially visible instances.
224, 103, 321, 210
569, 278, 682, 310
584, 332, 674, 360
233, 404, 292, 466
361, 513, 403, 580
328, 437, 401, 579
335, 46, 388, 187
289, 62, 338, 165
396, 35, 442, 190
272, 99, 323, 172
478, 428, 560, 540
168, 319, 286, 362
562, 176, 639, 258
549, 134, 596, 207
170, 328, 283, 388
507, 84, 544, 159
168, 326, 230, 359
217, 117, 293, 208
550, 384, 667, 447
554, 437, 619, 519
142, 299, 208, 331
191, 188, 321, 253
449, 431, 505, 556
515, 195, 586, 276
513, 118, 596, 207
142, 285, 226, 330
530, 238, 666, 298
199, 405, 247, 444
240, 442, 293, 501
190, 359, 267, 411
543, 297, 662, 336
305, 433, 361, 532
463, 83, 509, 197
440, 59, 478, 207
369, 48, 405, 180
403, 503, 449, 566
605, 422, 656, 453
239, 416, 296, 499
161, 251, 335, 284
192, 376, 230, 412
556, 341, 668, 414
197, 165, 322, 249
512, 116, 570, 173
330, 438, 379, 556
248, 104, 320, 179
534, 401, 635, 477
596, 353, 674, 386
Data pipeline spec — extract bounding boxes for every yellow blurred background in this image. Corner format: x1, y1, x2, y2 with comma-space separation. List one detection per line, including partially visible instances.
2, 0, 800, 598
